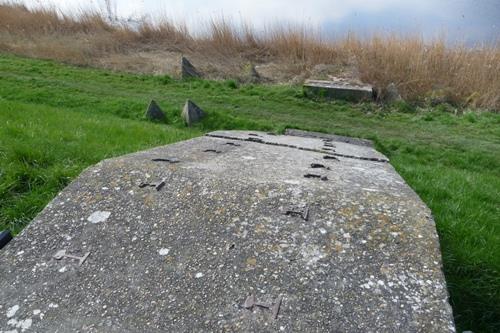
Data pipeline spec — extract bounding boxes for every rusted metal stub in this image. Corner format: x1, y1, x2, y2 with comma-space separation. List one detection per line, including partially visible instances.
53, 249, 90, 266
139, 178, 166, 191
151, 157, 180, 163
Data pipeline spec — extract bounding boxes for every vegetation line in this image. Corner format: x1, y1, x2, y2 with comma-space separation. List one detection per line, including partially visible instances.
0, 2, 498, 110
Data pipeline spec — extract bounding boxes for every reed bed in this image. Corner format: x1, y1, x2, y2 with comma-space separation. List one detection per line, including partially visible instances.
0, 2, 498, 110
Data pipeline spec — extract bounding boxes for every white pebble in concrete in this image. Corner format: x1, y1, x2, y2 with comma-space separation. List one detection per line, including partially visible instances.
6, 305, 19, 318
18, 318, 32, 331
158, 248, 170, 256
87, 211, 111, 224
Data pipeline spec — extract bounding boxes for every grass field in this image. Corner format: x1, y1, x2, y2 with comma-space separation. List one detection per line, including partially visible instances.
0, 54, 499, 332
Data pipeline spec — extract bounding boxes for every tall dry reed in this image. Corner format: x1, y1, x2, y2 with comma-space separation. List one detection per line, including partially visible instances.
0, 3, 498, 110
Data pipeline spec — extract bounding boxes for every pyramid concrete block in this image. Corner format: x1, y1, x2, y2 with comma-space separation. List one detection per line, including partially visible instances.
181, 56, 201, 79
182, 100, 205, 126
145, 100, 166, 122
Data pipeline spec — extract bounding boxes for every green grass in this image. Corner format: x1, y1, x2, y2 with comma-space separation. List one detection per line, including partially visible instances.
1, 54, 499, 332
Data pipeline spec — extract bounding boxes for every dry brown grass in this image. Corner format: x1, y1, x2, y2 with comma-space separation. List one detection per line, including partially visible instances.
0, 3, 498, 110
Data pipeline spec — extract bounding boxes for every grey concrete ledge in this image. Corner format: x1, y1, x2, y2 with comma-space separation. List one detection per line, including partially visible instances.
0, 131, 454, 332
303, 79, 374, 102
207, 130, 388, 162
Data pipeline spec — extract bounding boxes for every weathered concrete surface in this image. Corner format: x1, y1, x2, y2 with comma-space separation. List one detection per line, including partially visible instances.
207, 130, 388, 162
304, 79, 374, 102
0, 131, 454, 332
284, 129, 374, 148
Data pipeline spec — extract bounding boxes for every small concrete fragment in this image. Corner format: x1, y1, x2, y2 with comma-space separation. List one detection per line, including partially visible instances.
181, 56, 201, 79
304, 79, 374, 102
383, 83, 403, 103
145, 100, 166, 122
182, 100, 205, 126
243, 63, 260, 83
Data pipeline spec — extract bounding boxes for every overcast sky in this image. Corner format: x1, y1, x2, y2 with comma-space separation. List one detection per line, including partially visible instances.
19, 0, 500, 44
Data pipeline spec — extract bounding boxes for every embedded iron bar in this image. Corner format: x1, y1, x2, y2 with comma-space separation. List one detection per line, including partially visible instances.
139, 179, 166, 191
310, 163, 330, 170
285, 205, 310, 221
152, 158, 180, 163
53, 249, 90, 266
246, 137, 264, 143
304, 174, 328, 181
272, 296, 283, 319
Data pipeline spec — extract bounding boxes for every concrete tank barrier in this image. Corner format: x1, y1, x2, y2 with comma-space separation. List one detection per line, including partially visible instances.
0, 130, 454, 332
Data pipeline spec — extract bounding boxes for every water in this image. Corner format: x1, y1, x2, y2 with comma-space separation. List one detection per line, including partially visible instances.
20, 0, 499, 44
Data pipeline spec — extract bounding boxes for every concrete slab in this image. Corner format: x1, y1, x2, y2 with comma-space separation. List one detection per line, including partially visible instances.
0, 131, 454, 332
304, 79, 374, 102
